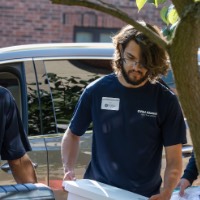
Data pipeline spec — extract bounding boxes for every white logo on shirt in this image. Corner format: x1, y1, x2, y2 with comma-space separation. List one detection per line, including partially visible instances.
137, 110, 157, 117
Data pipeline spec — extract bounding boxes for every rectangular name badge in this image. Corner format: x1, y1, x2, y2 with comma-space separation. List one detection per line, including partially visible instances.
101, 97, 120, 111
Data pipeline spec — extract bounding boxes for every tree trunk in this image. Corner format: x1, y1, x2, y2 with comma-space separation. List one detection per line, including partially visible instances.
169, 2, 200, 171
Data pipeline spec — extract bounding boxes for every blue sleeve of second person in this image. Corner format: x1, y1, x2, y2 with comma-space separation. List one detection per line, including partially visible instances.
69, 88, 92, 136
182, 151, 199, 184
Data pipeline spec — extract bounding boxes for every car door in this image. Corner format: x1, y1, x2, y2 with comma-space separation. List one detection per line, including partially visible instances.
30, 59, 65, 198
33, 57, 110, 198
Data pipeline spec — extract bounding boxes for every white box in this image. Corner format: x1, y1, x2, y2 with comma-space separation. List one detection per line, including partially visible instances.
63, 179, 148, 200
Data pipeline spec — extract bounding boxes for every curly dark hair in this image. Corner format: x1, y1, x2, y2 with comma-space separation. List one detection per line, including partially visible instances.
112, 21, 169, 82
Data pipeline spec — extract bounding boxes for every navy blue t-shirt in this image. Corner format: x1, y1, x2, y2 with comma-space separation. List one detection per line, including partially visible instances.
69, 73, 186, 197
0, 87, 31, 160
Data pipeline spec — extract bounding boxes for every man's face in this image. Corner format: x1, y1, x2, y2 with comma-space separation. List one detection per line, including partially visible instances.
121, 40, 149, 87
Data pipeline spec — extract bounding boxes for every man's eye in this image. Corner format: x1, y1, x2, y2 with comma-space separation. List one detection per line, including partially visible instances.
129, 58, 136, 62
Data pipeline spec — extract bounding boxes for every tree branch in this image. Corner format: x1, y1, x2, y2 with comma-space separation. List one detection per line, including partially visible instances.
171, 0, 194, 16
51, 0, 168, 50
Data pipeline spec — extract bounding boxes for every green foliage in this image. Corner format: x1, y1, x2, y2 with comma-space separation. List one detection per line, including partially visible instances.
136, 0, 180, 41
137, 0, 166, 10
160, 6, 169, 25
161, 21, 178, 40
136, 0, 166, 10
167, 5, 179, 24
147, 0, 167, 5
136, 0, 179, 25
136, 0, 147, 11
160, 4, 179, 40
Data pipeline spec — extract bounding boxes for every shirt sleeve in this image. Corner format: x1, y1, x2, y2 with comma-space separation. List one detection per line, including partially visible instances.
182, 151, 199, 184
0, 89, 31, 160
161, 94, 187, 146
69, 87, 92, 136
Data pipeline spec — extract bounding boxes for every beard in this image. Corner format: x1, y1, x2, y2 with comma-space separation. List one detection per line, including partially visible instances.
121, 64, 149, 86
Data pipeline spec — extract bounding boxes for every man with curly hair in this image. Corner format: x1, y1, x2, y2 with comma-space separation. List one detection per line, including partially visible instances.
61, 21, 186, 199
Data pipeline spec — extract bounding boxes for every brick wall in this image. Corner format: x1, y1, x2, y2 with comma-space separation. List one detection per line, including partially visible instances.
0, 0, 169, 48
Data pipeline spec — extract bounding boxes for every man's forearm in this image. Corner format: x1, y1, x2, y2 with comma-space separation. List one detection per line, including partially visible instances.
8, 154, 37, 183
162, 163, 182, 197
162, 144, 182, 198
61, 128, 80, 173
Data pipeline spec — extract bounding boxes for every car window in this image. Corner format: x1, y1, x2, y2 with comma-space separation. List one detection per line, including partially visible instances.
44, 59, 112, 132
25, 60, 57, 135
0, 72, 21, 114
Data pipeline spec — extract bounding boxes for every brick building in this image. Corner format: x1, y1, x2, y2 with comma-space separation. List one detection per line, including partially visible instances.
0, 0, 168, 48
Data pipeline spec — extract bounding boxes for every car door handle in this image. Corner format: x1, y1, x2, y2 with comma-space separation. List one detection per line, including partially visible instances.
182, 144, 193, 158
0, 162, 38, 174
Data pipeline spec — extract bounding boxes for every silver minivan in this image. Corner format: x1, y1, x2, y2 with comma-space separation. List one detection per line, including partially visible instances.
0, 43, 193, 199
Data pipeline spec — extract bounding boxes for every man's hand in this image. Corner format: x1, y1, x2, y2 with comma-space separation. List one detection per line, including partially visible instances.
63, 170, 76, 181
149, 189, 172, 200
62, 170, 76, 191
176, 178, 191, 196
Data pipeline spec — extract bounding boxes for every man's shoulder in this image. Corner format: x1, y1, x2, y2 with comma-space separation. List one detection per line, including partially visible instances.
0, 86, 9, 95
0, 86, 13, 107
0, 86, 12, 99
153, 81, 175, 96
87, 73, 116, 89
147, 82, 178, 107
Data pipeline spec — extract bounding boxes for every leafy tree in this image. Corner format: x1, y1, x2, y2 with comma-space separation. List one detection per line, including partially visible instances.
51, 0, 200, 171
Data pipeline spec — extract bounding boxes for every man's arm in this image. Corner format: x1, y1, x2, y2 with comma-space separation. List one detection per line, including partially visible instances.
61, 128, 80, 180
150, 144, 182, 200
8, 153, 37, 183
177, 151, 198, 196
